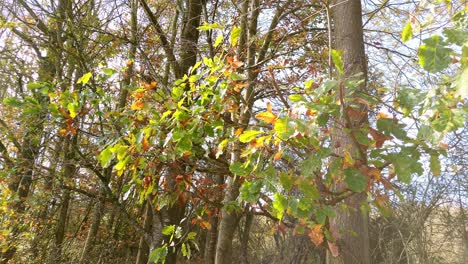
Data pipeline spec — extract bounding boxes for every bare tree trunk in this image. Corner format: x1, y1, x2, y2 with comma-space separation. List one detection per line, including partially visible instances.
327, 1, 370, 264
79, 167, 111, 263
135, 203, 152, 264
50, 135, 78, 264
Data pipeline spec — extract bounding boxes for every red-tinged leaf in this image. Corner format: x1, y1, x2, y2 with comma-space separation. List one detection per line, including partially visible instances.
439, 142, 449, 150
369, 127, 392, 148
266, 101, 272, 112
255, 111, 278, 124
346, 107, 366, 120
327, 241, 339, 257
308, 224, 324, 246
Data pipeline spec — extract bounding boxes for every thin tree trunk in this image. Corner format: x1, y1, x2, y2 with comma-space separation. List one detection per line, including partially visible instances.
79, 167, 111, 263
50, 134, 78, 264
327, 1, 370, 264
136, 202, 152, 264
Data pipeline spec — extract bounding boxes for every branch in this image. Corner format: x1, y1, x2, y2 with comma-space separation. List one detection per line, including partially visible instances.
139, 0, 181, 77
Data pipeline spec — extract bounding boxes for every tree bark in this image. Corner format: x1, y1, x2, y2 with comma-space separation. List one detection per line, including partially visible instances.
135, 202, 152, 264
328, 1, 370, 264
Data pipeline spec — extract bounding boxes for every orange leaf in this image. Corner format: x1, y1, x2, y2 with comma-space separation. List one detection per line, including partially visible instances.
227, 56, 243, 69
274, 150, 282, 161
58, 128, 68, 136
377, 112, 390, 119
131, 99, 144, 110
200, 220, 212, 230
308, 224, 324, 246
255, 112, 278, 124
235, 128, 244, 136
142, 136, 150, 152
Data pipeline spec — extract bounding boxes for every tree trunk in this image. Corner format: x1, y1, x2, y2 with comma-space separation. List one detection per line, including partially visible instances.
50, 135, 78, 264
328, 1, 370, 264
135, 202, 152, 264
79, 167, 112, 263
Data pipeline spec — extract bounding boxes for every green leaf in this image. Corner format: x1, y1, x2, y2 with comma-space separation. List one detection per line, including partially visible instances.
456, 67, 468, 98
274, 117, 295, 140
300, 154, 321, 177
279, 173, 294, 192
149, 246, 168, 264
443, 28, 468, 46
26, 82, 44, 90
162, 225, 175, 236
240, 180, 263, 203
272, 193, 287, 220
298, 180, 319, 200
98, 147, 114, 168
230, 26, 242, 46
316, 206, 336, 225
344, 168, 367, 192
229, 161, 250, 176
289, 94, 306, 102
3, 97, 24, 107
186, 232, 197, 240
392, 150, 423, 183
176, 137, 192, 153
418, 35, 452, 73
430, 154, 441, 176
377, 118, 406, 139
102, 68, 116, 76
239, 130, 263, 143
401, 21, 413, 42
172, 85, 185, 100
77, 72, 92, 84
331, 49, 344, 74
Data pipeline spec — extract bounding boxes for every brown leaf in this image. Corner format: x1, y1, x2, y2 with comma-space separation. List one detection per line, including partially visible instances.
327, 241, 339, 257
346, 107, 366, 120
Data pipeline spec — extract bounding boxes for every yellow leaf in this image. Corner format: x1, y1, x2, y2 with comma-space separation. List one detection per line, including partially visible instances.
255, 112, 278, 124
